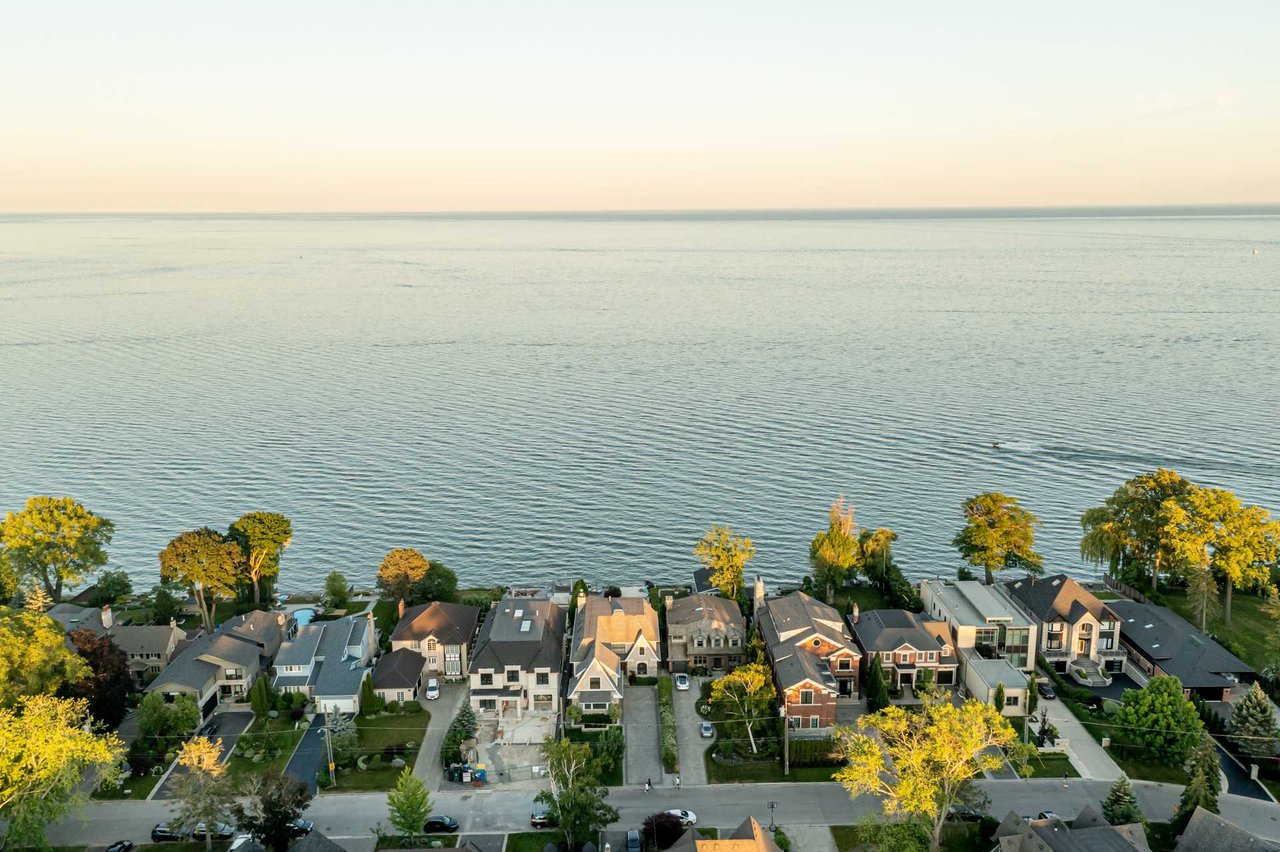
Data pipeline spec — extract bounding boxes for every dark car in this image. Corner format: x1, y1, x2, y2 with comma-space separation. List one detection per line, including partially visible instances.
1037, 683, 1056, 700
424, 816, 460, 833
288, 818, 315, 838
151, 824, 191, 843
531, 807, 557, 828
626, 829, 642, 852
106, 842, 135, 852
192, 823, 236, 841
948, 804, 984, 822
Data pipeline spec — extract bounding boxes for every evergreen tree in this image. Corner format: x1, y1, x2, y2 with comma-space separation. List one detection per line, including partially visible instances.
250, 676, 274, 719
1101, 774, 1143, 825
1176, 735, 1222, 830
328, 713, 359, 766
1026, 674, 1039, 716
1229, 681, 1279, 760
360, 675, 383, 716
866, 655, 890, 712
24, 582, 52, 613
993, 682, 1006, 712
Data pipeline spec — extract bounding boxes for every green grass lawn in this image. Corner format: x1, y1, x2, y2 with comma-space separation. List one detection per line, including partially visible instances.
697, 827, 719, 839
330, 710, 430, 791
703, 750, 839, 784
504, 832, 561, 852
1023, 752, 1080, 779
831, 823, 985, 852
224, 715, 306, 783
91, 769, 163, 800
1161, 588, 1269, 668
831, 584, 891, 613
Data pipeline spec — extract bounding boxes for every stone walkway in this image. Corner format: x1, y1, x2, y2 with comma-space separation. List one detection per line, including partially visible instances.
624, 685, 664, 786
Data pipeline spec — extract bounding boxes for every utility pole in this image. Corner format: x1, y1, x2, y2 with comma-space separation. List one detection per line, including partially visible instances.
781, 706, 789, 776
323, 706, 336, 789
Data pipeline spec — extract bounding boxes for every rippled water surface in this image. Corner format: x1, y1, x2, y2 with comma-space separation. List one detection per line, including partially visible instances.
2, 212, 1278, 591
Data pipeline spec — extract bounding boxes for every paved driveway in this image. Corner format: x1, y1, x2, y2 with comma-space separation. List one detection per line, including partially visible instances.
414, 683, 466, 789
1041, 699, 1121, 781
152, 710, 253, 799
673, 676, 710, 786
624, 685, 664, 787
286, 714, 330, 794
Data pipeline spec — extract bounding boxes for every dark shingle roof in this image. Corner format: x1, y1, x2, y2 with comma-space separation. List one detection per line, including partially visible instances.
291, 833, 347, 852
1110, 600, 1253, 689
692, 566, 719, 595
373, 648, 426, 690
390, 601, 481, 646
471, 596, 565, 671
851, 609, 948, 654
1003, 574, 1117, 624
1176, 807, 1278, 852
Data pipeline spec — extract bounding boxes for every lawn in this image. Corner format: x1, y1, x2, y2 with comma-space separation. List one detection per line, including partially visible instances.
831, 584, 891, 613
224, 715, 306, 783
697, 828, 720, 839
703, 750, 839, 784
831, 822, 986, 852
374, 836, 458, 849
1060, 700, 1189, 785
1022, 752, 1079, 779
91, 769, 162, 800
564, 727, 624, 786
330, 710, 430, 791
504, 832, 561, 852
1161, 588, 1270, 669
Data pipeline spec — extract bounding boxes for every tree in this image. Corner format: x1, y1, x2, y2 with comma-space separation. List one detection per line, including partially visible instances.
746, 623, 767, 665
92, 569, 134, 606
137, 691, 200, 741
0, 695, 123, 847
376, 548, 431, 602
1183, 562, 1222, 633
232, 768, 314, 852
2, 496, 115, 603
834, 697, 1020, 852
1081, 470, 1195, 594
914, 668, 936, 700
1112, 676, 1203, 763
159, 528, 243, 632
249, 675, 275, 719
992, 682, 1006, 713
0, 608, 90, 708
810, 498, 863, 602
643, 810, 687, 850
1229, 681, 1279, 760
1026, 673, 1039, 717
1101, 774, 1143, 825
536, 737, 619, 852
172, 737, 236, 851
329, 712, 359, 765
386, 767, 432, 846
865, 654, 890, 713
410, 561, 458, 606
360, 675, 384, 716
1175, 734, 1222, 831
323, 571, 350, 610
693, 525, 755, 600
24, 582, 53, 613
147, 581, 187, 625
1198, 491, 1279, 624
1261, 587, 1280, 683
953, 493, 1042, 585
66, 629, 133, 728
227, 512, 293, 606
708, 663, 776, 754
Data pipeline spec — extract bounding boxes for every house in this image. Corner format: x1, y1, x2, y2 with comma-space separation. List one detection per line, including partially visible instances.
753, 578, 860, 732
960, 649, 1030, 715
219, 609, 294, 667
566, 593, 660, 712
920, 579, 1038, 670
1002, 574, 1125, 683
147, 631, 265, 719
272, 613, 377, 715
389, 599, 481, 678
1109, 600, 1254, 701
469, 595, 565, 718
1175, 807, 1278, 852
666, 593, 746, 673
692, 566, 720, 596
994, 806, 1148, 852
849, 608, 958, 694
46, 603, 187, 683
668, 817, 783, 852
372, 647, 428, 704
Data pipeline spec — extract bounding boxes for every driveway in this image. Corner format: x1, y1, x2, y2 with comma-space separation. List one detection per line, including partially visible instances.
624, 685, 664, 787
1212, 738, 1275, 802
1041, 699, 1121, 781
1083, 673, 1142, 703
285, 713, 330, 794
152, 710, 253, 799
414, 683, 466, 790
673, 676, 710, 786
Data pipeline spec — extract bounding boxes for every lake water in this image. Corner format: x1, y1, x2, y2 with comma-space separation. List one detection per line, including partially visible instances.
2, 210, 1278, 592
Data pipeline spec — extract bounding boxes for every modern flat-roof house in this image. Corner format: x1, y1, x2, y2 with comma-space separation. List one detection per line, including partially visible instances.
1003, 574, 1125, 684
389, 599, 482, 678
372, 647, 428, 704
1109, 600, 1254, 701
47, 603, 188, 684
754, 578, 860, 732
566, 593, 660, 712
272, 613, 377, 715
469, 595, 565, 718
665, 593, 746, 673
994, 805, 1149, 852
850, 608, 958, 695
920, 579, 1037, 670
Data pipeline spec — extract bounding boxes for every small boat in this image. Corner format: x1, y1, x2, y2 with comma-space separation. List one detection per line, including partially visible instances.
991, 441, 1003, 449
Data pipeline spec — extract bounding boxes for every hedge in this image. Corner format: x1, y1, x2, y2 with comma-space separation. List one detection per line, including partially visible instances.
658, 676, 679, 772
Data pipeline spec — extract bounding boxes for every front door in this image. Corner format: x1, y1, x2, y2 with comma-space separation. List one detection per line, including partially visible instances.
1077, 637, 1091, 657
898, 672, 913, 690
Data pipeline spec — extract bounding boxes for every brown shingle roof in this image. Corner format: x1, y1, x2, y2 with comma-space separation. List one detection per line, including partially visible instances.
390, 601, 481, 646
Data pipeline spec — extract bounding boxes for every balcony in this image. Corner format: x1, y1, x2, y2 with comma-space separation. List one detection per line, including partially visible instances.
1042, 647, 1069, 658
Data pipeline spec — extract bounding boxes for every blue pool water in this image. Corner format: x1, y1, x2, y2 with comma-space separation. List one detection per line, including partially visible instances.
293, 608, 317, 626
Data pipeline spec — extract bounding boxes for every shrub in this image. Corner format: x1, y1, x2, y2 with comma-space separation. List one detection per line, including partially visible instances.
658, 677, 679, 772
385, 700, 401, 714
402, 700, 423, 714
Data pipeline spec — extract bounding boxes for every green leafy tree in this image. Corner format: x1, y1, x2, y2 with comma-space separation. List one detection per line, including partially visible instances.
0, 608, 90, 708
746, 623, 767, 665
376, 548, 430, 602
329, 712, 359, 765
1, 496, 115, 602
810, 498, 863, 602
1081, 469, 1194, 593
992, 682, 1005, 712
0, 695, 123, 847
410, 561, 458, 606
953, 493, 1042, 585
693, 525, 755, 599
159, 528, 243, 632
172, 737, 237, 851
914, 668, 936, 700
227, 512, 293, 605
1113, 676, 1203, 763
709, 663, 776, 754
1261, 587, 1280, 683
323, 571, 350, 610
146, 582, 186, 625
137, 691, 201, 740
386, 767, 432, 847
1229, 681, 1279, 760
862, 527, 898, 586
232, 768, 314, 852
866, 654, 890, 713
1101, 774, 1143, 825
535, 737, 619, 852
66, 629, 133, 728
92, 569, 134, 606
1175, 734, 1222, 831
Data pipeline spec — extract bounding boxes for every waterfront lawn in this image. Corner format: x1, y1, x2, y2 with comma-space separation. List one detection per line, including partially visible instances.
225, 715, 306, 783
831, 584, 891, 614
1161, 588, 1270, 669
91, 770, 162, 800
504, 832, 560, 852
331, 711, 430, 791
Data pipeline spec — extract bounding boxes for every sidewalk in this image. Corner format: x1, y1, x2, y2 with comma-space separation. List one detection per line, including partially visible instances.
1042, 700, 1121, 781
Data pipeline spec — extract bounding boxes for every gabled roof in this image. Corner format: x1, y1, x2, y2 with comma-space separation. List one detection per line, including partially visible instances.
1109, 600, 1254, 688
47, 603, 109, 635
1176, 807, 1278, 852
148, 630, 259, 694
373, 648, 426, 690
275, 624, 324, 667
994, 809, 1148, 852
391, 601, 481, 646
691, 817, 783, 851
221, 610, 289, 659
771, 647, 838, 693
570, 596, 658, 667
1003, 574, 1117, 624
667, 594, 745, 631
851, 609, 952, 654
758, 591, 850, 647
471, 596, 566, 671
291, 833, 347, 852
109, 624, 181, 656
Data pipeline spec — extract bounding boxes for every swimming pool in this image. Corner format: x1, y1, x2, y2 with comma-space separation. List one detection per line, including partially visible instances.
293, 607, 317, 626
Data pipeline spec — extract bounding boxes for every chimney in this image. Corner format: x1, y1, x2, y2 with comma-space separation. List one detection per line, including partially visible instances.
100, 605, 114, 630
398, 598, 406, 619
852, 602, 860, 624
576, 589, 587, 610
753, 575, 766, 611
664, 595, 674, 611
366, 610, 376, 652
169, 617, 178, 630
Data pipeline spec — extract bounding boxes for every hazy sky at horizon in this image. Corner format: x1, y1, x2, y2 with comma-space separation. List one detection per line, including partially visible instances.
3, 1, 1279, 212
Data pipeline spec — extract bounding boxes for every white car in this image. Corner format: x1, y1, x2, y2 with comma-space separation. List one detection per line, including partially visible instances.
667, 809, 698, 826
425, 678, 440, 700
674, 673, 690, 691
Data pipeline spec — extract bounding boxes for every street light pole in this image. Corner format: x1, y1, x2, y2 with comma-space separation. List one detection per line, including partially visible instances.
780, 706, 789, 776
767, 801, 777, 832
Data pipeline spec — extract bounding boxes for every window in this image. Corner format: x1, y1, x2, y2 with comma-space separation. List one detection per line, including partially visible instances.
639, 646, 646, 656
799, 689, 814, 705
1079, 623, 1093, 635
637, 663, 648, 675
589, 677, 601, 690
809, 716, 819, 729
1048, 623, 1064, 633
882, 652, 892, 662
479, 699, 496, 711
789, 716, 800, 729
536, 672, 549, 686
928, 652, 936, 662
712, 637, 723, 648
838, 658, 851, 671
426, 638, 437, 651
397, 691, 405, 702
695, 637, 705, 648
1005, 695, 1019, 707
224, 668, 242, 679
480, 673, 493, 686
445, 650, 461, 676
693, 656, 707, 666
730, 636, 740, 647
812, 639, 821, 648
411, 641, 420, 650
506, 669, 520, 683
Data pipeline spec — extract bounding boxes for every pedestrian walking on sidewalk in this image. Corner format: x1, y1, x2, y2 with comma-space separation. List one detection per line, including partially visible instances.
645, 779, 652, 793
674, 775, 681, 789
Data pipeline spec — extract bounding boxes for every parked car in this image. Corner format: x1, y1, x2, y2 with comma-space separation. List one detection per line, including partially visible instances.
192, 823, 236, 840
626, 829, 642, 852
531, 807, 557, 828
1038, 811, 1062, 822
667, 809, 698, 826
1037, 682, 1056, 700
699, 721, 714, 738
948, 804, 985, 822
151, 824, 190, 843
105, 842, 135, 852
674, 673, 690, 691
425, 678, 440, 700
424, 815, 460, 833
288, 818, 314, 838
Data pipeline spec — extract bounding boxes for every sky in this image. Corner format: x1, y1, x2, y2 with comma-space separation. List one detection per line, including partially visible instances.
2, 1, 1278, 212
